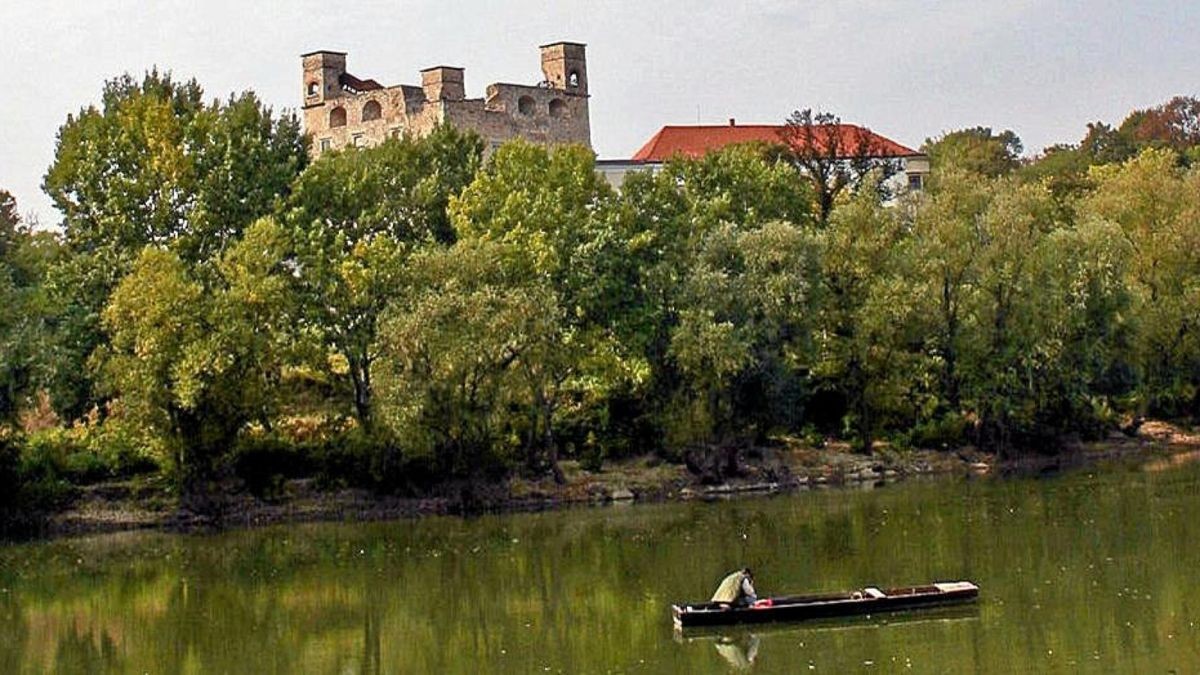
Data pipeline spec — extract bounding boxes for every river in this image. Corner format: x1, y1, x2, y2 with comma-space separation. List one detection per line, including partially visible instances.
2, 456, 1199, 673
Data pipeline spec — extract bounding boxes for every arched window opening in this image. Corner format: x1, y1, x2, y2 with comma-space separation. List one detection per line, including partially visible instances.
362, 100, 382, 122
330, 106, 347, 128
549, 99, 567, 118
518, 96, 536, 116
568, 71, 580, 88
307, 82, 319, 97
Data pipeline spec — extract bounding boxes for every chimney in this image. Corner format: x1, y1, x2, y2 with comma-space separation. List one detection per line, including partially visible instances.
420, 66, 465, 102
729, 118, 736, 126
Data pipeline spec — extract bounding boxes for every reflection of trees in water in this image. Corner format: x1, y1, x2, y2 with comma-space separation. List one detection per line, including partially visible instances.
362, 596, 382, 675
54, 627, 122, 674
0, 592, 27, 674
3, 466, 1200, 671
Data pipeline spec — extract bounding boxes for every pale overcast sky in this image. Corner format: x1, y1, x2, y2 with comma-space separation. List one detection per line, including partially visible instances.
2, 1, 1198, 226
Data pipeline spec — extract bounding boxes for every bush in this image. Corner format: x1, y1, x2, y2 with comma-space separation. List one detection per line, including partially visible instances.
232, 434, 313, 499
311, 428, 375, 490
906, 413, 971, 450
306, 427, 440, 495
579, 432, 605, 473
79, 419, 159, 478
19, 422, 157, 485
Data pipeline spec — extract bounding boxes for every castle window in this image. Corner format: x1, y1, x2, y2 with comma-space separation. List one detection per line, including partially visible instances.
518, 96, 536, 116
307, 82, 319, 97
568, 71, 580, 88
549, 99, 567, 118
362, 100, 382, 122
319, 138, 332, 152
330, 106, 347, 128
352, 133, 366, 148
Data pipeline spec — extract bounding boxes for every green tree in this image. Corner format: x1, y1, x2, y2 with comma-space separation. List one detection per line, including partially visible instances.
447, 141, 633, 479
44, 71, 305, 260
1082, 149, 1200, 416
286, 127, 483, 429
953, 180, 1132, 452
95, 219, 298, 487
907, 170, 993, 413
814, 190, 913, 451
41, 71, 306, 420
923, 127, 1023, 178
376, 241, 555, 478
668, 221, 821, 445
612, 147, 816, 452
0, 191, 64, 423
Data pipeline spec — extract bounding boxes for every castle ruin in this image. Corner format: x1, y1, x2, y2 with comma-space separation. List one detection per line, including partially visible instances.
301, 42, 591, 157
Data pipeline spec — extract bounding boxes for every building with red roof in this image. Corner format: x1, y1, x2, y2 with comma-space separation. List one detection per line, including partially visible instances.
599, 119, 930, 191
630, 122, 919, 162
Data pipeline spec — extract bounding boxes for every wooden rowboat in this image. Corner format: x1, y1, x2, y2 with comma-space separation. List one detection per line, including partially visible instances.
671, 581, 979, 628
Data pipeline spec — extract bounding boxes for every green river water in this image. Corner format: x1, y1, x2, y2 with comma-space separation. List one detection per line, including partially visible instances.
2, 455, 1199, 673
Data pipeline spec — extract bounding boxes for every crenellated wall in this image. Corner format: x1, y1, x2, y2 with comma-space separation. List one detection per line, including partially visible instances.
301, 42, 591, 158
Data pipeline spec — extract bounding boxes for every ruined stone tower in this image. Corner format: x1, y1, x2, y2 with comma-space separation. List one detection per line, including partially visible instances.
301, 42, 592, 158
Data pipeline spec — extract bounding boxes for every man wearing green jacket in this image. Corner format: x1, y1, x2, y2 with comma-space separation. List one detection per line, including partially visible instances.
711, 567, 757, 608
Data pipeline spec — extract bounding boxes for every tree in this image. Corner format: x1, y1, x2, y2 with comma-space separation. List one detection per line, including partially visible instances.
40, 71, 306, 419
960, 184, 1132, 452
814, 190, 913, 451
668, 221, 821, 446
0, 190, 19, 260
1081, 149, 1200, 416
611, 146, 817, 455
778, 109, 902, 223
0, 192, 64, 423
95, 219, 298, 487
286, 127, 483, 429
923, 127, 1023, 178
1118, 96, 1200, 156
376, 241, 561, 478
447, 141, 632, 479
44, 71, 305, 261
907, 170, 993, 413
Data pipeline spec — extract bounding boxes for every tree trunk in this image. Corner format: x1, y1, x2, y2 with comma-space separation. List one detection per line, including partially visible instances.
543, 401, 564, 484
943, 281, 961, 410
349, 356, 373, 431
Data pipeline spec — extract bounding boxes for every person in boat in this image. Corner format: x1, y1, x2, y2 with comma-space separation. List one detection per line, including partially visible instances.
711, 567, 757, 608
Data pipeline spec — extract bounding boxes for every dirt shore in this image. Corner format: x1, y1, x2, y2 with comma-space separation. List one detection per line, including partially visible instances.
21, 420, 1200, 541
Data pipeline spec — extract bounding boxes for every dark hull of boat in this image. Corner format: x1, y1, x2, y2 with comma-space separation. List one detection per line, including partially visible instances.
671, 581, 979, 628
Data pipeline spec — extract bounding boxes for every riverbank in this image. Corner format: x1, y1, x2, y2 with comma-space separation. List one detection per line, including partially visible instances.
19, 420, 1200, 541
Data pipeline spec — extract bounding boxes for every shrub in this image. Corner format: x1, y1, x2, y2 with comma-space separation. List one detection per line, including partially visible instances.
232, 434, 313, 499
311, 428, 375, 490
19, 422, 158, 485
907, 413, 971, 450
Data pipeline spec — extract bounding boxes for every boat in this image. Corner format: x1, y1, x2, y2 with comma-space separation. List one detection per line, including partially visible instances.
671, 581, 979, 628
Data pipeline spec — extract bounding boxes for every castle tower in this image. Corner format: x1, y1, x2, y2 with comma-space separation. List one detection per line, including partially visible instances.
420, 66, 465, 102
540, 42, 588, 96
302, 50, 347, 105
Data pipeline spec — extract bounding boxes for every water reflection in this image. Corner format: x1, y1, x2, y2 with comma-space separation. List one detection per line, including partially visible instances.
1, 458, 1199, 673
713, 633, 759, 671
677, 606, 981, 671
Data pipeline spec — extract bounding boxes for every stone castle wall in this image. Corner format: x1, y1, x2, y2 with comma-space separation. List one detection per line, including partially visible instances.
302, 42, 590, 158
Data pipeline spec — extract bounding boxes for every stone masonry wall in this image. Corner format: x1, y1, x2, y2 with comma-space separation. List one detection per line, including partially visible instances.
302, 43, 590, 159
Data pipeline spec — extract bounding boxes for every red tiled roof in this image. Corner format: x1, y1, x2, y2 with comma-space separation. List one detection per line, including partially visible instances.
631, 124, 919, 162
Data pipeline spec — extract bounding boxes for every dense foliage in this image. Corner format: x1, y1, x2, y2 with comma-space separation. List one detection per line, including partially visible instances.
3, 74, 1200, 521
